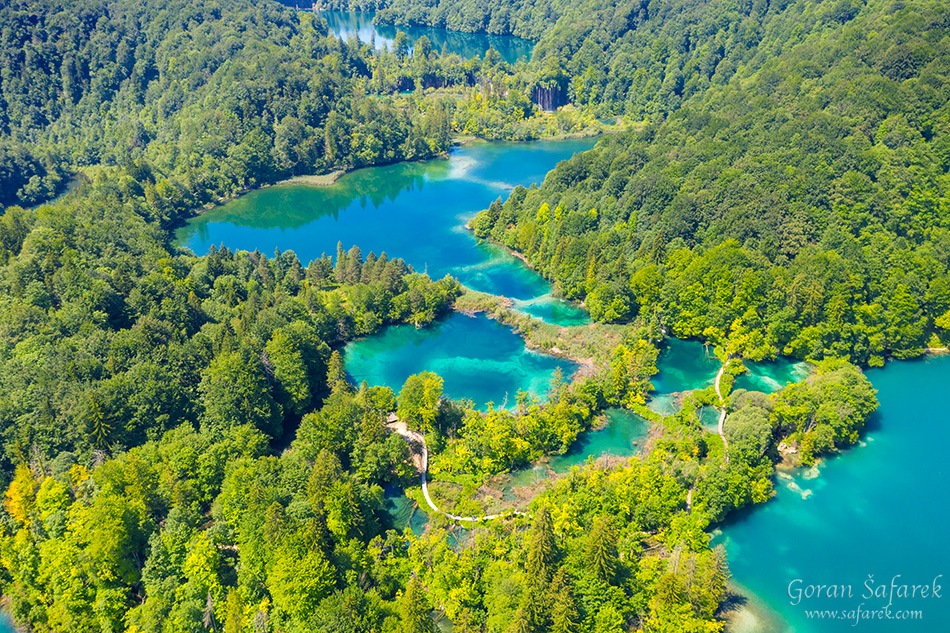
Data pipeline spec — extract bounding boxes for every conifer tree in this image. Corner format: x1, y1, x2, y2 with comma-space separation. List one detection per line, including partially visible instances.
327, 350, 349, 393
526, 506, 559, 582
308, 449, 344, 509
362, 251, 378, 284
550, 568, 581, 633
401, 575, 434, 633
586, 516, 619, 585
335, 241, 347, 283
507, 606, 534, 633
345, 245, 364, 284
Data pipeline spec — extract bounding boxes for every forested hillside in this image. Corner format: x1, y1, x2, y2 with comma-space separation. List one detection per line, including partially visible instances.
0, 0, 916, 630
0, 293, 877, 631
471, 0, 950, 365
0, 182, 459, 467
360, 0, 873, 119
0, 0, 527, 209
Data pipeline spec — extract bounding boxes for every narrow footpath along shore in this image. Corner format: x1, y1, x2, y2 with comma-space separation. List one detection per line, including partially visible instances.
715, 358, 731, 461
689, 357, 733, 511
386, 416, 530, 523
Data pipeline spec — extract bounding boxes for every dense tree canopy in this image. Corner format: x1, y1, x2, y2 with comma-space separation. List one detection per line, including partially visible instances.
0, 169, 459, 468
0, 0, 529, 209
0, 0, 918, 630
471, 0, 950, 365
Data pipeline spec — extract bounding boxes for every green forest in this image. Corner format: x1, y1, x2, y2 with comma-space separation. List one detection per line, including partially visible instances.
0, 0, 939, 630
470, 0, 950, 365
0, 0, 564, 210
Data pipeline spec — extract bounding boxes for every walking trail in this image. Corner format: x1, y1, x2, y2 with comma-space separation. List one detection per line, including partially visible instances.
386, 417, 530, 523
688, 355, 733, 514
714, 359, 730, 462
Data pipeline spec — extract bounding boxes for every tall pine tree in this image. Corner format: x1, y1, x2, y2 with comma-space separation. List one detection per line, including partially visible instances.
549, 568, 581, 633
526, 506, 559, 582
401, 575, 434, 633
586, 516, 619, 585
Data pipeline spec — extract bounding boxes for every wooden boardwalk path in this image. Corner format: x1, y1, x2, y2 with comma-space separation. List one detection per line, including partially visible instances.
714, 361, 730, 461
386, 417, 530, 523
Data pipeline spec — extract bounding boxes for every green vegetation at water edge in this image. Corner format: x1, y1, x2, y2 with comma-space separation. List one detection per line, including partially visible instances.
0, 328, 877, 632
0, 176, 459, 464
0, 0, 581, 209
0, 0, 918, 630
471, 0, 950, 365
348, 0, 887, 121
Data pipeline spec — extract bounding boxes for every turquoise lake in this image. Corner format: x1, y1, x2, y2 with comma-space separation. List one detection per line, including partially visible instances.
501, 407, 652, 497
345, 312, 577, 408
646, 340, 810, 417
553, 407, 652, 469
734, 356, 812, 395
641, 341, 949, 632
318, 10, 534, 64
647, 339, 721, 416
175, 123, 949, 631
385, 487, 429, 535
176, 139, 595, 326
714, 353, 950, 633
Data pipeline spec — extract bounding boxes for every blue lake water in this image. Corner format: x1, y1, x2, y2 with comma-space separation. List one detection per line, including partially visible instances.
319, 10, 534, 64
734, 356, 812, 395
501, 407, 652, 496
638, 341, 947, 633
647, 339, 721, 416
173, 113, 949, 633
648, 340, 811, 417
176, 139, 595, 326
652, 339, 721, 394
553, 407, 651, 468
385, 487, 429, 535
628, 339, 949, 633
345, 312, 577, 408
714, 354, 950, 632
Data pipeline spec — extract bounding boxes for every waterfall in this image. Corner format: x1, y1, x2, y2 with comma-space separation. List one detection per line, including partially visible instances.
533, 85, 561, 112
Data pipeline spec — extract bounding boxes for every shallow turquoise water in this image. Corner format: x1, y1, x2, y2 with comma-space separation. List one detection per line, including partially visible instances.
652, 339, 721, 394
170, 101, 950, 633
345, 312, 577, 407
502, 407, 651, 496
714, 354, 950, 632
735, 356, 811, 394
385, 488, 428, 535
646, 339, 720, 416
176, 139, 595, 326
549, 407, 651, 470
319, 10, 534, 64
648, 340, 812, 416
649, 341, 950, 633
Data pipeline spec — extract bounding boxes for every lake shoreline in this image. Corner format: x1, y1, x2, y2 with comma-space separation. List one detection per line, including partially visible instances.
451, 288, 598, 378
272, 169, 347, 187
192, 171, 342, 216
718, 581, 789, 633
187, 128, 608, 221
188, 149, 457, 218
462, 231, 590, 313
192, 166, 360, 217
